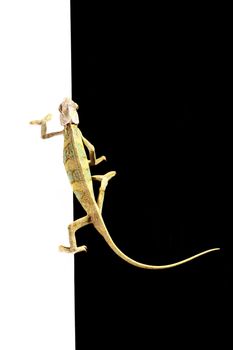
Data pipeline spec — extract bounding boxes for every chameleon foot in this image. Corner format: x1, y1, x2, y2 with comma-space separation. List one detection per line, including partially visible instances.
59, 245, 87, 254
100, 171, 116, 190
104, 171, 117, 180
92, 171, 116, 187
29, 114, 52, 125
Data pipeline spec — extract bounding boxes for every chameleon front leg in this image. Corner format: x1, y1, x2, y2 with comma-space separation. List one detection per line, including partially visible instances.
30, 114, 64, 138
81, 134, 106, 166
59, 215, 91, 253
92, 171, 116, 213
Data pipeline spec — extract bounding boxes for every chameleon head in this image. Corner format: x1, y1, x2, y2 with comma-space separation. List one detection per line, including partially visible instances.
59, 97, 79, 126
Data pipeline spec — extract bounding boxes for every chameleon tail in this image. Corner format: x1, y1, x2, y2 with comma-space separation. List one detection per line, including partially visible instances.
93, 215, 220, 270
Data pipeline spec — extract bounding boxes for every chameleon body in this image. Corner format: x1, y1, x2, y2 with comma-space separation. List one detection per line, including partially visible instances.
30, 98, 220, 269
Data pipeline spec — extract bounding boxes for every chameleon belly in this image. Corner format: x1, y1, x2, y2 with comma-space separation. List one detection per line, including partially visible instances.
63, 124, 94, 202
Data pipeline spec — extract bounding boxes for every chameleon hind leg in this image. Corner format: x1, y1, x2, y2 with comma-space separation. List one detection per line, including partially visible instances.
92, 171, 116, 213
59, 215, 91, 253
59, 171, 116, 254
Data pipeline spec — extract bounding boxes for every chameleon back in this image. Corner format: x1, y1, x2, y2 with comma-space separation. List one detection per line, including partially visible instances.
63, 124, 95, 206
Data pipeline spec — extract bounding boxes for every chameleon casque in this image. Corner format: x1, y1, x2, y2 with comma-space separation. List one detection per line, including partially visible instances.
30, 98, 220, 269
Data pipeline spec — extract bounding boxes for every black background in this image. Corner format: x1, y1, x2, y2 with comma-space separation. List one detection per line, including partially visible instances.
71, 2, 231, 348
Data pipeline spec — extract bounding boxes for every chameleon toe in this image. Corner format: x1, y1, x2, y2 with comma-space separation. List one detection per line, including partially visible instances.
59, 245, 72, 253
105, 171, 117, 180
59, 245, 88, 254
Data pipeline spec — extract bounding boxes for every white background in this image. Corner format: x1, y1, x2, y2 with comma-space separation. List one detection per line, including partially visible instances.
0, 1, 75, 349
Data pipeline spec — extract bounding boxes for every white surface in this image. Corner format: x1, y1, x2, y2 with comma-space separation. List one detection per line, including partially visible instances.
0, 1, 75, 349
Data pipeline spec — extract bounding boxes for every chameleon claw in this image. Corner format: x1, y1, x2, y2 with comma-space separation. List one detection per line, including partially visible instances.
59, 245, 70, 253
29, 120, 42, 125
29, 114, 52, 125
43, 114, 53, 122
59, 245, 87, 254
94, 155, 107, 165
92, 171, 116, 183
100, 171, 117, 190
105, 171, 116, 180
77, 245, 88, 253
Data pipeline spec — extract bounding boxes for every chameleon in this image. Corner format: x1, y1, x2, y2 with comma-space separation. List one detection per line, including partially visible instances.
30, 97, 220, 269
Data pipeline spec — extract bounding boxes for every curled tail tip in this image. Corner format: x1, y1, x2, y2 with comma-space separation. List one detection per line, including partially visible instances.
184, 247, 220, 262
204, 247, 221, 253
